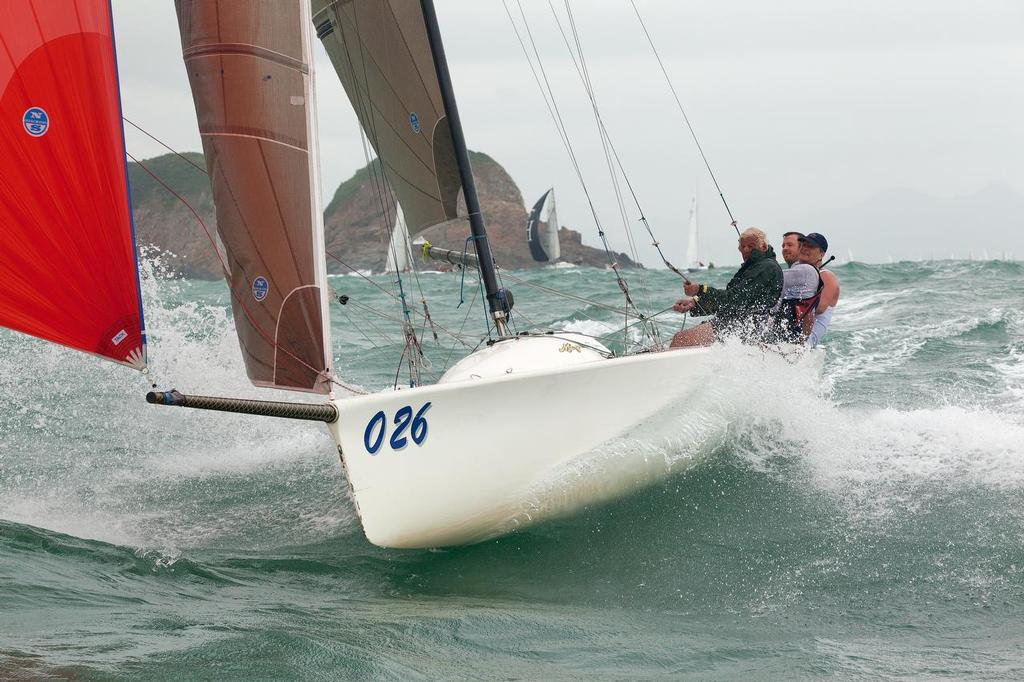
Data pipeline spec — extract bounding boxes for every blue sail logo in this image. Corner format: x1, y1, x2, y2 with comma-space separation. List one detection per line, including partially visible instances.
23, 107, 49, 137
409, 112, 421, 134
252, 276, 269, 301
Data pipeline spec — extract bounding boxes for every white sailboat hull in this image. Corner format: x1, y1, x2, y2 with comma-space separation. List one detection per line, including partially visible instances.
327, 337, 749, 548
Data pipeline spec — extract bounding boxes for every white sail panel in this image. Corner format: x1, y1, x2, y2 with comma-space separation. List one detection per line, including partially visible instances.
685, 192, 700, 269
384, 206, 413, 273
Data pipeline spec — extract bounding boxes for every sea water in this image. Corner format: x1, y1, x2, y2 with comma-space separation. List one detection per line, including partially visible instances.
1, 259, 1022, 679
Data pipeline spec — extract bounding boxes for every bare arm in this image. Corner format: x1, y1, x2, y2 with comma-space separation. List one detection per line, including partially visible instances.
817, 271, 840, 314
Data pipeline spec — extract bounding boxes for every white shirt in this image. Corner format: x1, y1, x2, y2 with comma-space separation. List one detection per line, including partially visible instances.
782, 263, 819, 300
807, 306, 833, 348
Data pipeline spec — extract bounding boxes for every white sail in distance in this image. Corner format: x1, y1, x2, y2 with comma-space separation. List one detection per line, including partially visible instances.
684, 189, 702, 270
384, 206, 414, 273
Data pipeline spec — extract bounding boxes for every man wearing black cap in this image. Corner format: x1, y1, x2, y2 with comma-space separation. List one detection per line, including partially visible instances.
797, 232, 840, 347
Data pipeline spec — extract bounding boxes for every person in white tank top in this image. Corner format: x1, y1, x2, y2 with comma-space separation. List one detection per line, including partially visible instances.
797, 233, 840, 347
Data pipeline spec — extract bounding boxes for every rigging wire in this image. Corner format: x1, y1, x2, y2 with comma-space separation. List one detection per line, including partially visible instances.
628, 0, 740, 236
554, 0, 662, 348
503, 0, 644, 329
123, 117, 207, 175
440, 287, 479, 375
542, 4, 692, 284
324, 251, 475, 349
339, 9, 425, 385
123, 117, 407, 361
125, 149, 365, 396
557, 1, 643, 272
122, 120, 492, 389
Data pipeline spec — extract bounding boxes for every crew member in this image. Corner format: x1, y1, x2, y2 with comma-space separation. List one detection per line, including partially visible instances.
671, 228, 783, 347
772, 262, 821, 342
797, 232, 839, 347
781, 231, 803, 267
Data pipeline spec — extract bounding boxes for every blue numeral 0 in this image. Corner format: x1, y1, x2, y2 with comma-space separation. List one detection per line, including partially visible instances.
364, 410, 386, 454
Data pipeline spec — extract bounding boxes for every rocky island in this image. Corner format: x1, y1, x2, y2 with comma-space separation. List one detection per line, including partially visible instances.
127, 151, 640, 279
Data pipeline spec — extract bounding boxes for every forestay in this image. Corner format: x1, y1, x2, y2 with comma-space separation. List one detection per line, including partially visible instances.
0, 0, 146, 369
527, 188, 560, 262
175, 0, 333, 393
312, 0, 463, 238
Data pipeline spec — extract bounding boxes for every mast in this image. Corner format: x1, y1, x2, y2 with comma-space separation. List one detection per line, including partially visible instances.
420, 0, 510, 336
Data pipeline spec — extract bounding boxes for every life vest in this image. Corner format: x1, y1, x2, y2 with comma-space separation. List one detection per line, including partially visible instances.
779, 268, 824, 342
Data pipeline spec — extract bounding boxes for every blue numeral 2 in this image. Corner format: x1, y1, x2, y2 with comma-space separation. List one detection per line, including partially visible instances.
390, 405, 413, 450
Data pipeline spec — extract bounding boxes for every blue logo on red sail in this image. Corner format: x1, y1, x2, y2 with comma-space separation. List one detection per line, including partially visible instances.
252, 276, 269, 301
23, 107, 49, 137
409, 112, 421, 134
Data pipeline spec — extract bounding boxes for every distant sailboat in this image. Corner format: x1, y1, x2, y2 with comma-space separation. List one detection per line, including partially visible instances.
846, 249, 856, 263
526, 188, 561, 263
685, 190, 706, 271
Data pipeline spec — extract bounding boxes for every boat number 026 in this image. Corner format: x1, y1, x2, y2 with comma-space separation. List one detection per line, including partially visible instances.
363, 402, 432, 454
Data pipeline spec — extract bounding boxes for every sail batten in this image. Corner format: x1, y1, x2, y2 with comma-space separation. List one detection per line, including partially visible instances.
0, 0, 147, 370
176, 0, 333, 394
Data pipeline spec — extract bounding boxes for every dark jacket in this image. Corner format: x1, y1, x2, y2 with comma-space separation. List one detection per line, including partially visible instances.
691, 247, 783, 326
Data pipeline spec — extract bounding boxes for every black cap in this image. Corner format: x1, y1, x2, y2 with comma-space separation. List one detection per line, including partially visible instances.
799, 232, 829, 252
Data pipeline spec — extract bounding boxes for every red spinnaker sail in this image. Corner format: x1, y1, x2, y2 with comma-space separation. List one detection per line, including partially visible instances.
0, 1, 146, 369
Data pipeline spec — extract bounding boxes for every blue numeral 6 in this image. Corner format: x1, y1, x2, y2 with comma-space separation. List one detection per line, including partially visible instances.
410, 402, 431, 444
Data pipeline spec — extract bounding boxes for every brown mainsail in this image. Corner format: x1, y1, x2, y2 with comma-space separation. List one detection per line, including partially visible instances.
312, 0, 463, 237
175, 0, 333, 393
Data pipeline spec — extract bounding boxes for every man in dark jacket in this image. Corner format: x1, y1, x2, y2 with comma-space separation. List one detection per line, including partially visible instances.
670, 227, 783, 347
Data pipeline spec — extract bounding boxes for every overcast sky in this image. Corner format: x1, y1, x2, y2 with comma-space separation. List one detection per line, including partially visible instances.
111, 1, 1024, 266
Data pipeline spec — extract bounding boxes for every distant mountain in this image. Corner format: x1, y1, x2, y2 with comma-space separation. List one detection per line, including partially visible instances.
127, 152, 219, 278
797, 183, 1024, 262
322, 151, 637, 273
127, 151, 638, 279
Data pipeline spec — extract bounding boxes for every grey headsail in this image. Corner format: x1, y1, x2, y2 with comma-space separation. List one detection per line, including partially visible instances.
312, 0, 461, 237
526, 188, 560, 262
175, 0, 333, 393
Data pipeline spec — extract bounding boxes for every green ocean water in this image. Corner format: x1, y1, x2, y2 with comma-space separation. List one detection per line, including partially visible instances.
1, 260, 1023, 680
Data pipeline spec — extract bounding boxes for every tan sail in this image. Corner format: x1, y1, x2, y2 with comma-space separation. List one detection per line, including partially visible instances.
312, 0, 462, 237
175, 0, 333, 393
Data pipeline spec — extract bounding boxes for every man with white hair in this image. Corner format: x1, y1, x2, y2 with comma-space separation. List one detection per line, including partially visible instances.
671, 227, 783, 347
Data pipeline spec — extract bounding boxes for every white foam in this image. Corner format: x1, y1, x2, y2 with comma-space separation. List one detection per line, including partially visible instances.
693, 339, 1024, 523
0, 256, 354, 552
